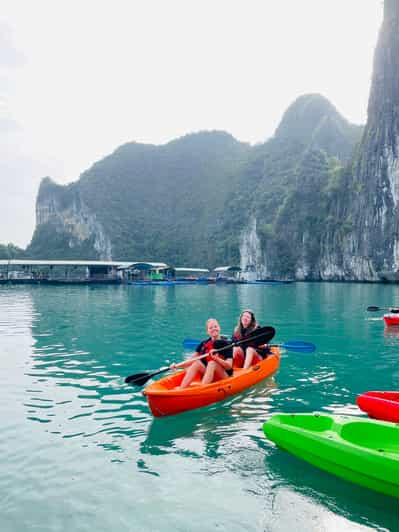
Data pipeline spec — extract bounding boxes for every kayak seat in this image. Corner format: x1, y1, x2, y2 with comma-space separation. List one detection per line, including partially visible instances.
278, 413, 334, 432
340, 421, 399, 451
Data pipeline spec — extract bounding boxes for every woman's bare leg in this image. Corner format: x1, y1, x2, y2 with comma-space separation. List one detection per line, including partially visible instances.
233, 346, 244, 367
179, 360, 206, 389
201, 361, 227, 385
243, 347, 258, 369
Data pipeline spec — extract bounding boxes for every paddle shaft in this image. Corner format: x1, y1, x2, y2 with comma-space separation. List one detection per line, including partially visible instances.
367, 306, 399, 313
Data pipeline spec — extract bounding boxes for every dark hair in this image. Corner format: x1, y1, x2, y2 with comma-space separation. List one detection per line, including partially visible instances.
234, 309, 258, 338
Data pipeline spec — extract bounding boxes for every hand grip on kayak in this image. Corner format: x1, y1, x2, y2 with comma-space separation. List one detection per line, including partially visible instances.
124, 326, 276, 386
367, 306, 399, 313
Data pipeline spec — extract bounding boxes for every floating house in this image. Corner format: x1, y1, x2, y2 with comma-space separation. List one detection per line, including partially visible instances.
0, 260, 217, 285
172, 267, 210, 281
118, 262, 170, 282
213, 266, 242, 283
0, 260, 131, 284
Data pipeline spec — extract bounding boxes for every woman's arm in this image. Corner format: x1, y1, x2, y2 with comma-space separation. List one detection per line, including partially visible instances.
170, 352, 201, 370
209, 351, 232, 370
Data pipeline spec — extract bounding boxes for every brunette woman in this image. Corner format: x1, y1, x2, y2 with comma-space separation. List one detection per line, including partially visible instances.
232, 309, 270, 369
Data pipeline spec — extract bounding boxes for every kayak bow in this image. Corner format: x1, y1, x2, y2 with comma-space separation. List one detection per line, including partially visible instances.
357, 391, 399, 423
263, 413, 399, 499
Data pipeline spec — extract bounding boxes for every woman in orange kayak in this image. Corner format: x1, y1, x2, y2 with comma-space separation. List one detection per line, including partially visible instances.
170, 318, 233, 389
232, 309, 270, 369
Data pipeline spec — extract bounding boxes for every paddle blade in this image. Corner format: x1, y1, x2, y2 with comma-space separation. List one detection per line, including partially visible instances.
183, 338, 200, 349
366, 306, 399, 313
280, 340, 316, 353
237, 326, 276, 348
213, 339, 233, 358
125, 372, 153, 386
125, 366, 170, 386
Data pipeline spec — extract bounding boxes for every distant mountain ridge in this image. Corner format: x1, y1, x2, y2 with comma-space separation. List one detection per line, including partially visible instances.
26, 93, 363, 275
275, 93, 362, 161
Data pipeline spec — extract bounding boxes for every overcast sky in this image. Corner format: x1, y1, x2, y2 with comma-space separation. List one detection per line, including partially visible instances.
1, 0, 383, 247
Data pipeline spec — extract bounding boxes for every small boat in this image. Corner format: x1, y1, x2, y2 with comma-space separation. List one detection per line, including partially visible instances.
244, 280, 293, 286
263, 413, 399, 499
357, 391, 399, 423
127, 280, 202, 286
256, 279, 294, 284
383, 313, 399, 326
143, 347, 280, 417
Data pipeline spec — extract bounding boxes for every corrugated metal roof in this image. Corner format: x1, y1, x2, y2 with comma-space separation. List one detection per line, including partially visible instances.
117, 262, 168, 270
0, 260, 167, 268
214, 266, 241, 273
174, 267, 209, 273
0, 260, 130, 267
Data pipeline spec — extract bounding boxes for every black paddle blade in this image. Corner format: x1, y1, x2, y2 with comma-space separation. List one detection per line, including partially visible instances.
125, 372, 153, 386
213, 339, 233, 358
125, 365, 170, 386
240, 326, 275, 347
367, 306, 399, 313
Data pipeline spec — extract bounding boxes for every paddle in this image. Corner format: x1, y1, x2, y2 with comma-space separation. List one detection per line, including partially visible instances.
125, 326, 276, 386
367, 306, 399, 313
183, 337, 315, 353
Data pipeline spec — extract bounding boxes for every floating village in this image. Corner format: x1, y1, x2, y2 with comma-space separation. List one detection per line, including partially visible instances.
0, 259, 294, 286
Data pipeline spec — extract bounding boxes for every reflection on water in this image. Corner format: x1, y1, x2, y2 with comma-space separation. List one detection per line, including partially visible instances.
265, 446, 399, 531
140, 378, 278, 459
2, 283, 399, 531
384, 325, 399, 344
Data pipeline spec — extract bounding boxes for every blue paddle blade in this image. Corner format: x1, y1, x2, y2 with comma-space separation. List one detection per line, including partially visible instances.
281, 340, 316, 353
183, 338, 200, 349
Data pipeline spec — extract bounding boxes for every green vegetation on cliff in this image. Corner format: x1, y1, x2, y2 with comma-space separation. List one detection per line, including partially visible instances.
27, 94, 363, 271
0, 243, 25, 259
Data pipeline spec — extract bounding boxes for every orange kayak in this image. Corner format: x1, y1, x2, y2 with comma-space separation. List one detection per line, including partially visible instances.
143, 346, 280, 417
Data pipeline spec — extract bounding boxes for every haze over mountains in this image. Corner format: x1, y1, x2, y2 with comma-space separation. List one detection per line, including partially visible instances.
20, 93, 361, 277
3, 1, 399, 281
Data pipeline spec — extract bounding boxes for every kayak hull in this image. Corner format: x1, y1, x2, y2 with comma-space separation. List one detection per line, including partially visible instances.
357, 391, 399, 423
143, 347, 280, 417
263, 413, 399, 499
383, 314, 399, 326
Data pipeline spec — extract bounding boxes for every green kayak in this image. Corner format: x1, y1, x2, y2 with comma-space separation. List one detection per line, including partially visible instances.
263, 413, 399, 499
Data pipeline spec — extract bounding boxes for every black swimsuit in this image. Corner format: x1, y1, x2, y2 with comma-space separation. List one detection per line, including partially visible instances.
194, 337, 234, 376
232, 326, 271, 359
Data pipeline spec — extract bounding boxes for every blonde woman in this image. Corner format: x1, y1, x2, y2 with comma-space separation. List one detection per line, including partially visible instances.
171, 318, 233, 389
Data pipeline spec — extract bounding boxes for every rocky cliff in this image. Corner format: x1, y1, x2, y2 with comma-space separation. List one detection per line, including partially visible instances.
28, 177, 112, 259
342, 0, 399, 279
240, 0, 399, 281
28, 93, 361, 272
27, 1, 399, 281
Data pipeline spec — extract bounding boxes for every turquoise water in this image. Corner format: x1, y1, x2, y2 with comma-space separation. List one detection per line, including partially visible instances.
1, 282, 399, 531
